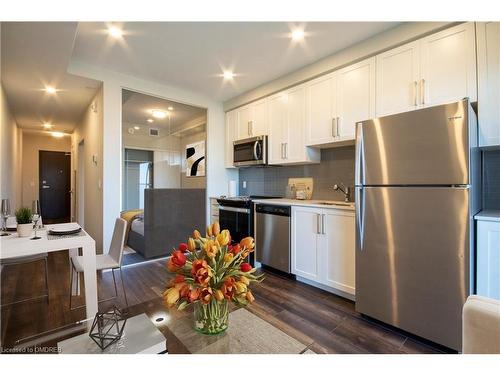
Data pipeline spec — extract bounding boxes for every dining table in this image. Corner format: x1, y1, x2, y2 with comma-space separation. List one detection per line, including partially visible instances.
0, 223, 98, 321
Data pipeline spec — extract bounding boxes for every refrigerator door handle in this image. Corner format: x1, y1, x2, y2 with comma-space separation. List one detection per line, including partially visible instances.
355, 122, 364, 185
356, 187, 365, 251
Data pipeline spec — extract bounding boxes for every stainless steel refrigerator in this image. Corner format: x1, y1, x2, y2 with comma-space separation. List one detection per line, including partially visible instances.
354, 99, 481, 351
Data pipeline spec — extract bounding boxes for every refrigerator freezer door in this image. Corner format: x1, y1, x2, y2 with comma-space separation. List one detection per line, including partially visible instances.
355, 186, 470, 351
356, 100, 470, 186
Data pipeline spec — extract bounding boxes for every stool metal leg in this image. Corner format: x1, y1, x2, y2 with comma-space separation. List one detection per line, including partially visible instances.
119, 268, 129, 308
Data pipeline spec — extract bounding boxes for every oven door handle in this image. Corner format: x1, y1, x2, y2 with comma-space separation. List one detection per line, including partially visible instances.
218, 205, 251, 214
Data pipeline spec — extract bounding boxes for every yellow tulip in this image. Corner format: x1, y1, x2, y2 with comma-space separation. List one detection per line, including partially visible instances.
163, 287, 180, 307
187, 237, 196, 252
212, 221, 220, 236
216, 229, 230, 246
234, 281, 247, 294
193, 230, 201, 239
214, 289, 224, 302
224, 253, 233, 263
206, 225, 213, 237
239, 275, 250, 286
206, 244, 218, 259
246, 290, 255, 303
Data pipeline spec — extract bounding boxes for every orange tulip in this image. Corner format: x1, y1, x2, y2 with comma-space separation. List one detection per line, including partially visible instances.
240, 237, 255, 250
246, 290, 255, 303
216, 229, 230, 246
212, 221, 220, 236
221, 277, 236, 300
188, 288, 200, 303
166, 259, 178, 272
193, 230, 202, 239
191, 259, 212, 286
187, 237, 196, 252
206, 225, 213, 237
199, 287, 213, 305
239, 275, 250, 286
214, 289, 224, 302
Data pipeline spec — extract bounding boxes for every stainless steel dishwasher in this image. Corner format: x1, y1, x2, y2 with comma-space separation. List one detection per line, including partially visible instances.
255, 204, 291, 273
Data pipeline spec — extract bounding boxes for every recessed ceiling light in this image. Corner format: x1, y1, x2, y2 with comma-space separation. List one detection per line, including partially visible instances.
45, 86, 57, 94
167, 106, 174, 111
51, 132, 65, 138
151, 109, 167, 119
223, 71, 235, 80
108, 26, 123, 39
43, 122, 53, 129
134, 126, 140, 130
291, 29, 305, 41
147, 118, 154, 123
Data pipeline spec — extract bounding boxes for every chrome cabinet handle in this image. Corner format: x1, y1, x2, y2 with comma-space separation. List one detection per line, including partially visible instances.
249, 121, 253, 136
321, 214, 326, 234
337, 117, 340, 137
316, 214, 321, 234
281, 143, 284, 159
284, 143, 288, 159
421, 78, 425, 105
331, 118, 336, 138
413, 81, 418, 106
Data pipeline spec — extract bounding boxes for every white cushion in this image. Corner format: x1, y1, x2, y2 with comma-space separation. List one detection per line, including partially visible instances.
463, 295, 500, 353
71, 254, 120, 272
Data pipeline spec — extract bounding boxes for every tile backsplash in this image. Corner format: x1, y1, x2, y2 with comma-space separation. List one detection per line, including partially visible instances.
239, 146, 355, 201
483, 149, 500, 209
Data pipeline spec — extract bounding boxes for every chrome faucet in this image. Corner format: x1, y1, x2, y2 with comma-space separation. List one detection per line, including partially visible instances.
333, 183, 351, 202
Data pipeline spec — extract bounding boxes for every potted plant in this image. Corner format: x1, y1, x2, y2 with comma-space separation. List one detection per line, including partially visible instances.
15, 207, 33, 237
163, 222, 264, 335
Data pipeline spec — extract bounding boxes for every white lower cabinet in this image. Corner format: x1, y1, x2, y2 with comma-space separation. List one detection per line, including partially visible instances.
477, 219, 500, 300
291, 206, 355, 296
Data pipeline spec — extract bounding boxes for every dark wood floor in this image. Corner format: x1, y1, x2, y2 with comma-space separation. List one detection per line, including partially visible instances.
0, 250, 450, 354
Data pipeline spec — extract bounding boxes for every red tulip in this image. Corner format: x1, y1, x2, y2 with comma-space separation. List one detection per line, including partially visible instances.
178, 243, 189, 252
229, 244, 241, 255
171, 250, 187, 267
173, 274, 185, 284
240, 263, 252, 272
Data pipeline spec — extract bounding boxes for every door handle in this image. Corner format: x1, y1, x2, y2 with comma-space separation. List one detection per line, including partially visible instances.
321, 214, 326, 234
355, 123, 364, 186
421, 78, 425, 105
413, 81, 418, 106
316, 214, 321, 234
42, 185, 50, 189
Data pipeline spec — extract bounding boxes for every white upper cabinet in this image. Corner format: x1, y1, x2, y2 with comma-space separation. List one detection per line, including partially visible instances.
268, 85, 320, 165
376, 41, 420, 116
336, 57, 376, 140
420, 22, 477, 106
306, 73, 336, 145
477, 22, 500, 147
225, 110, 237, 168
235, 98, 269, 140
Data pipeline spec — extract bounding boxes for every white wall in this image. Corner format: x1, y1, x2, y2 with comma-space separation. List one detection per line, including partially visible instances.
68, 62, 238, 252
21, 131, 71, 207
72, 86, 104, 252
0, 84, 22, 212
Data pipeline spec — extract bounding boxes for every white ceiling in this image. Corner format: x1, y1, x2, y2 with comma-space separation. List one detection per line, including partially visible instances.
1, 22, 101, 133
72, 22, 399, 102
122, 89, 206, 137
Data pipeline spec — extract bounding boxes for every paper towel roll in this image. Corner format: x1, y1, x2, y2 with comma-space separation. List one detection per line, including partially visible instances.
228, 180, 237, 197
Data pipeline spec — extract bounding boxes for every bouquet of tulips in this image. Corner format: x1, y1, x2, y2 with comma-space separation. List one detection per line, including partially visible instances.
163, 222, 263, 334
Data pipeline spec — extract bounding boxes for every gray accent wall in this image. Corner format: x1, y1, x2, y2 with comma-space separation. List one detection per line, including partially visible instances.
239, 146, 355, 201
483, 150, 500, 209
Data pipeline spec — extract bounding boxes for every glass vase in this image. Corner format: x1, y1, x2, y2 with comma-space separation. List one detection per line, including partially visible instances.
193, 298, 229, 335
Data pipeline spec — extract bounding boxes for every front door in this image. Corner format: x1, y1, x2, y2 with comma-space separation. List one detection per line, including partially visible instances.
39, 150, 71, 222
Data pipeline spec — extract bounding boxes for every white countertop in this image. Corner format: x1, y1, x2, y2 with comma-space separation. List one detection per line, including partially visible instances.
252, 198, 355, 211
475, 210, 500, 222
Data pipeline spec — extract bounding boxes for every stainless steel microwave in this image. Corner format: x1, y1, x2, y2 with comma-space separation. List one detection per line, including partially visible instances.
233, 136, 267, 167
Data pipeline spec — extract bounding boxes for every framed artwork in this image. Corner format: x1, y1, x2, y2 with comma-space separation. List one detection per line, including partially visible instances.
185, 141, 205, 177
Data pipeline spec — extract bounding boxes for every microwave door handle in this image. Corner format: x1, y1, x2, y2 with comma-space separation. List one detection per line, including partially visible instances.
253, 141, 261, 160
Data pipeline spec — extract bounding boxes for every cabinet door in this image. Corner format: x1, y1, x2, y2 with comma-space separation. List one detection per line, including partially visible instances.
284, 85, 307, 163
477, 220, 500, 300
291, 206, 321, 281
477, 22, 500, 147
420, 22, 477, 107
321, 210, 356, 295
376, 41, 420, 117
251, 99, 269, 137
336, 57, 375, 141
306, 73, 336, 145
225, 110, 237, 168
268, 92, 288, 165
236, 105, 252, 140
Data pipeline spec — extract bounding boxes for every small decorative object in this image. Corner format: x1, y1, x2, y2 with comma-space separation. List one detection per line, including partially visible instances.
89, 306, 127, 351
1, 198, 11, 236
15, 207, 33, 238
185, 140, 205, 177
31, 200, 41, 240
163, 223, 264, 335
